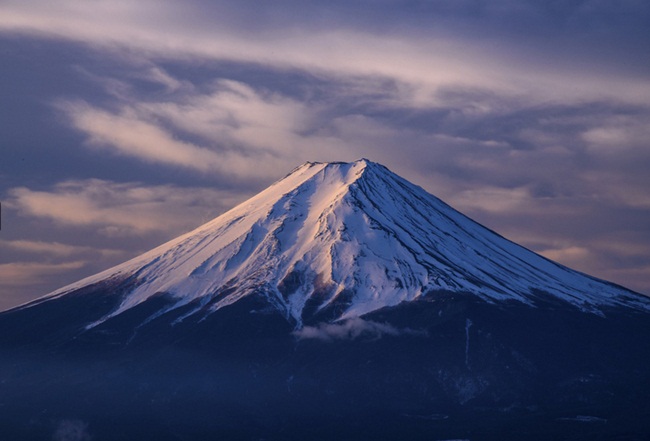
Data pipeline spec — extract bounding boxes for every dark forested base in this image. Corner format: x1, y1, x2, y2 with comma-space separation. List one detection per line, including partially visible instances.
1, 292, 650, 440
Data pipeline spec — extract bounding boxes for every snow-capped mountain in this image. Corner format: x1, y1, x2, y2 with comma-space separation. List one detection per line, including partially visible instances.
2, 160, 650, 441
31, 159, 648, 330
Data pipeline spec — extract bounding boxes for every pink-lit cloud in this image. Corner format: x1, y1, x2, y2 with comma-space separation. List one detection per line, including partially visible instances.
8, 180, 247, 236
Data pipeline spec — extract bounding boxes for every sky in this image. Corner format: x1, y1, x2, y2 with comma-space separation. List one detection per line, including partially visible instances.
1, 0, 649, 310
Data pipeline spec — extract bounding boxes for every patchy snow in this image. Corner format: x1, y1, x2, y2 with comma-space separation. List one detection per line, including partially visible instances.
36, 159, 650, 327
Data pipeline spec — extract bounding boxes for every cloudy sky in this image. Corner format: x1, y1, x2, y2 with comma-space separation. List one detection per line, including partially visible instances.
1, 0, 649, 310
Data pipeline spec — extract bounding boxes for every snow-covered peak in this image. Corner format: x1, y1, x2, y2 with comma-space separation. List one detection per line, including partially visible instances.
41, 160, 649, 327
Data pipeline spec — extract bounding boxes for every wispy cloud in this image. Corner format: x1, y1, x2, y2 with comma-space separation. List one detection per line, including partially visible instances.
8, 179, 246, 236
56, 80, 350, 179
128, 79, 348, 162
0, 261, 87, 287
60, 101, 231, 173
0, 239, 122, 258
0, 260, 88, 310
534, 239, 650, 296
294, 317, 426, 342
582, 114, 650, 158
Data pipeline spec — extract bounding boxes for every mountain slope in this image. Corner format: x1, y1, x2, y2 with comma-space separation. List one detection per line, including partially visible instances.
2, 159, 650, 441
26, 159, 648, 330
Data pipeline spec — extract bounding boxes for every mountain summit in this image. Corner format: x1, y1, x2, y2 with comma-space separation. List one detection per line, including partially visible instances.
2, 160, 650, 441
34, 159, 647, 329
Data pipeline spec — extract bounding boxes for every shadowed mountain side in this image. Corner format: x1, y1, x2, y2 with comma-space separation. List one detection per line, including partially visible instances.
1, 292, 650, 440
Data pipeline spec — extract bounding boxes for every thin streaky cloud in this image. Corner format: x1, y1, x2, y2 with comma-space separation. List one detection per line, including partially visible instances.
0, 261, 87, 288
8, 180, 250, 236
0, 239, 123, 258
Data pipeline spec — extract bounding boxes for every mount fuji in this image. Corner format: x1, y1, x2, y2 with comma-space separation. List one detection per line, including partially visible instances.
1, 159, 649, 441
